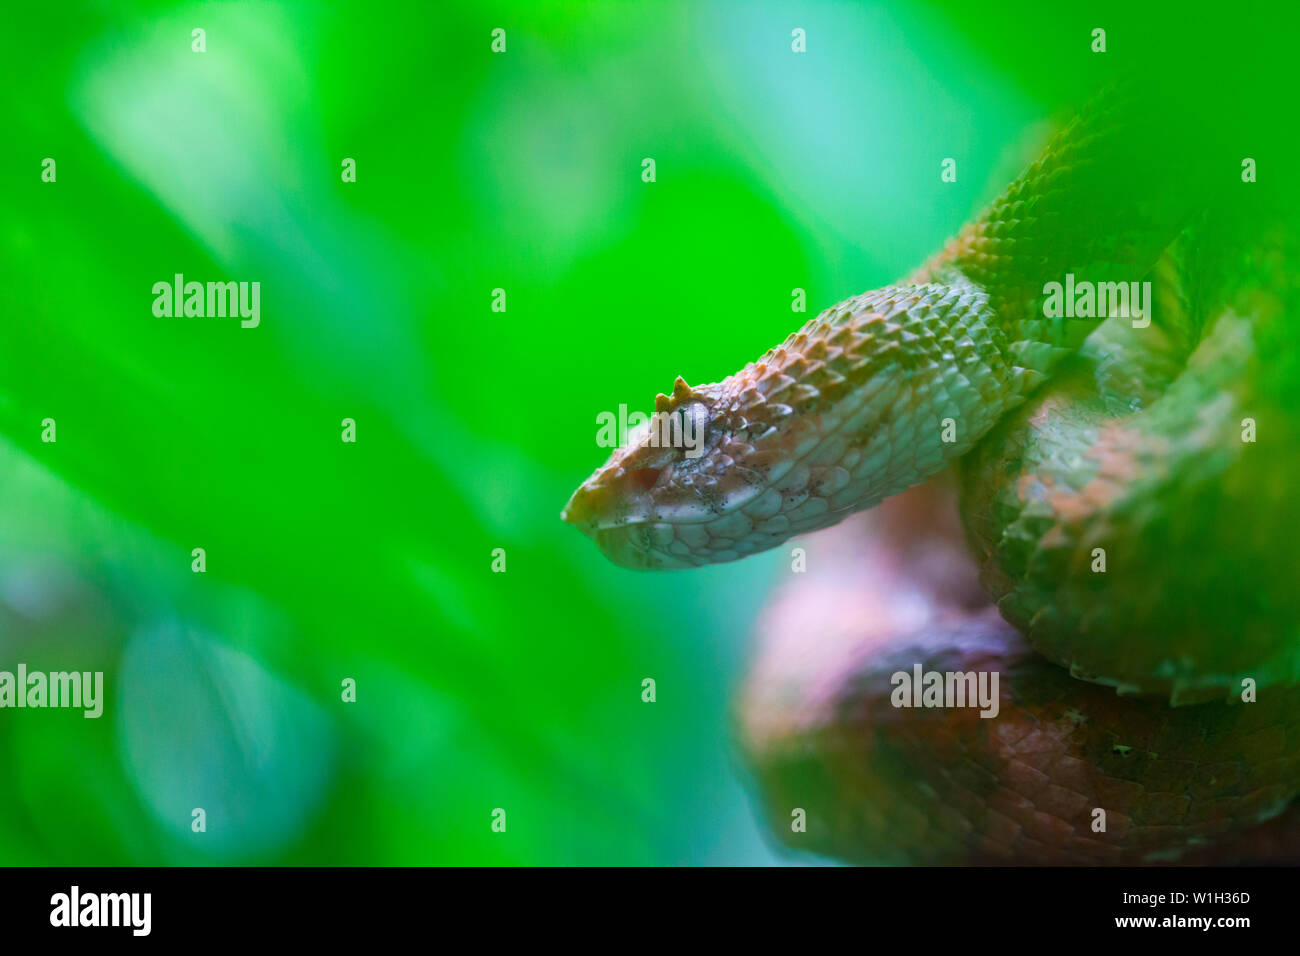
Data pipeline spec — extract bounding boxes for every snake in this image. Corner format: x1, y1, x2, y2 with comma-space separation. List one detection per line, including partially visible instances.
561, 55, 1300, 863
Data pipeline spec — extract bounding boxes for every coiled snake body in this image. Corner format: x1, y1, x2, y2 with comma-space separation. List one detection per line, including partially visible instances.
564, 64, 1300, 862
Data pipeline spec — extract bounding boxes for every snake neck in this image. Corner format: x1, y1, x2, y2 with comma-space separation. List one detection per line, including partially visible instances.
564, 75, 1239, 570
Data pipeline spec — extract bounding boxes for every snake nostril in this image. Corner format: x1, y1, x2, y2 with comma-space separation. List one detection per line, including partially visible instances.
625, 467, 662, 493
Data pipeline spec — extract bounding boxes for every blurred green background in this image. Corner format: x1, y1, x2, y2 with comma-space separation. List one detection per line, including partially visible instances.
0, 0, 1194, 864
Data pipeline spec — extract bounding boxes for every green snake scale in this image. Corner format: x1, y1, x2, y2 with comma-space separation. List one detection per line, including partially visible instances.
563, 55, 1300, 862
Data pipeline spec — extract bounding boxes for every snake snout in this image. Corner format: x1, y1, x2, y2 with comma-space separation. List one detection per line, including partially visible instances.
560, 481, 609, 530
562, 458, 668, 530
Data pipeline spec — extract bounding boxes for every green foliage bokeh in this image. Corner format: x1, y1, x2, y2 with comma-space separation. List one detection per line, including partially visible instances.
0, 0, 1247, 864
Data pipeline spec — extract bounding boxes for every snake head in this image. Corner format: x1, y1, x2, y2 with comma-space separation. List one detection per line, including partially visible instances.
563, 285, 1020, 570
562, 376, 753, 570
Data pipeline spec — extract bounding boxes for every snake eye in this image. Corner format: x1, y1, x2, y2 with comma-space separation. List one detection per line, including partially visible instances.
674, 402, 710, 459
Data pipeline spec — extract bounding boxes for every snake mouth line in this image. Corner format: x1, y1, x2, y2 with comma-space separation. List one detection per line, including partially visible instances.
591, 525, 695, 571
560, 501, 696, 571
